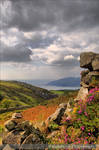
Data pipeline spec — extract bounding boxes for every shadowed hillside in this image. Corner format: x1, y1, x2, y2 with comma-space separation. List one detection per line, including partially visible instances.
0, 80, 57, 109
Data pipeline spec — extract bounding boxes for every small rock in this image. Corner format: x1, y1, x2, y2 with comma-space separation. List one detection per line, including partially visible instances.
80, 81, 89, 88
64, 101, 73, 117
74, 87, 88, 101
12, 113, 23, 119
4, 120, 17, 131
47, 131, 59, 139
59, 103, 67, 108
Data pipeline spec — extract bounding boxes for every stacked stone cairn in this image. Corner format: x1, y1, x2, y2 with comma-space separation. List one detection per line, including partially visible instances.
75, 52, 99, 101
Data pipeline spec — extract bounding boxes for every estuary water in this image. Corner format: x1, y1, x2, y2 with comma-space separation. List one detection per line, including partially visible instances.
20, 80, 80, 90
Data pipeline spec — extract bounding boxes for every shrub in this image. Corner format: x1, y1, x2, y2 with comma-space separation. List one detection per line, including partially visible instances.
48, 122, 59, 131
90, 76, 99, 87
51, 87, 99, 145
1, 99, 12, 109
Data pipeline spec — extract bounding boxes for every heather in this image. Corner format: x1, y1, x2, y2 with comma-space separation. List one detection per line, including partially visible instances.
49, 87, 99, 146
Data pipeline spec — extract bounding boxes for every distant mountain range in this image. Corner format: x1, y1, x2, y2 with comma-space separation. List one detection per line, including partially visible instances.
47, 77, 80, 87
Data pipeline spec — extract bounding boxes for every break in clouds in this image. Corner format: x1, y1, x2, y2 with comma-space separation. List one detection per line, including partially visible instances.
0, 0, 99, 79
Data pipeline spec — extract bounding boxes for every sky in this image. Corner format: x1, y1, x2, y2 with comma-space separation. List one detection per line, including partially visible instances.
0, 0, 99, 80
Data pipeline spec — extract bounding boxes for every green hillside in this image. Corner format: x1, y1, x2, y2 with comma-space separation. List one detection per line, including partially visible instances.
0, 80, 56, 109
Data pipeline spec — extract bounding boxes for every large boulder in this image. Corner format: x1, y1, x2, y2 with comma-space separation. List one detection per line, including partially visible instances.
45, 103, 67, 125
15, 121, 32, 131
80, 52, 96, 70
92, 58, 99, 71
80, 52, 99, 71
81, 70, 89, 81
81, 71, 99, 87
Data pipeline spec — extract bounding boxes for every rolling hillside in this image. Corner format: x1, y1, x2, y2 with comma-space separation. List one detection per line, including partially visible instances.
0, 80, 57, 109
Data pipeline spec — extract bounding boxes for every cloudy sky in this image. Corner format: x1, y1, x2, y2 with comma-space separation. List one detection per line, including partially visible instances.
0, 0, 99, 80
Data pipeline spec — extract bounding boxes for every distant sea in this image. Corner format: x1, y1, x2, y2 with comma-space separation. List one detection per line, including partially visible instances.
19, 80, 80, 90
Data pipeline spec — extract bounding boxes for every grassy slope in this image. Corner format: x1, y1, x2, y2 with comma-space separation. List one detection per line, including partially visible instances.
22, 90, 79, 125
0, 87, 78, 123
0, 83, 79, 144
42, 89, 79, 105
0, 81, 78, 128
0, 80, 56, 109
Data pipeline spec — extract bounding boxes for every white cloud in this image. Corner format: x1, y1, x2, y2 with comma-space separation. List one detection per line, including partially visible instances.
0, 36, 18, 46
23, 32, 34, 39
77, 56, 80, 61
64, 55, 74, 60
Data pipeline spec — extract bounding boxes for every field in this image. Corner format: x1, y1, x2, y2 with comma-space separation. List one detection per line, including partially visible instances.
0, 83, 78, 125
0, 80, 56, 109
42, 89, 78, 105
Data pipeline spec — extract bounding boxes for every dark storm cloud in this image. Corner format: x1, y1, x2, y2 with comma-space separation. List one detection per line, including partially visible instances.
1, 0, 99, 32
1, 0, 56, 31
0, 0, 99, 67
61, 0, 99, 32
0, 43, 32, 62
25, 34, 57, 49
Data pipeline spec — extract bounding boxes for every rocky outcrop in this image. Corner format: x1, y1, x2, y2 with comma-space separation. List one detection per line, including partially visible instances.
75, 52, 99, 102
80, 52, 99, 71
45, 52, 99, 133
74, 87, 88, 101
45, 103, 67, 125
80, 52, 99, 89
45, 52, 99, 146
2, 113, 47, 150
92, 58, 99, 71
